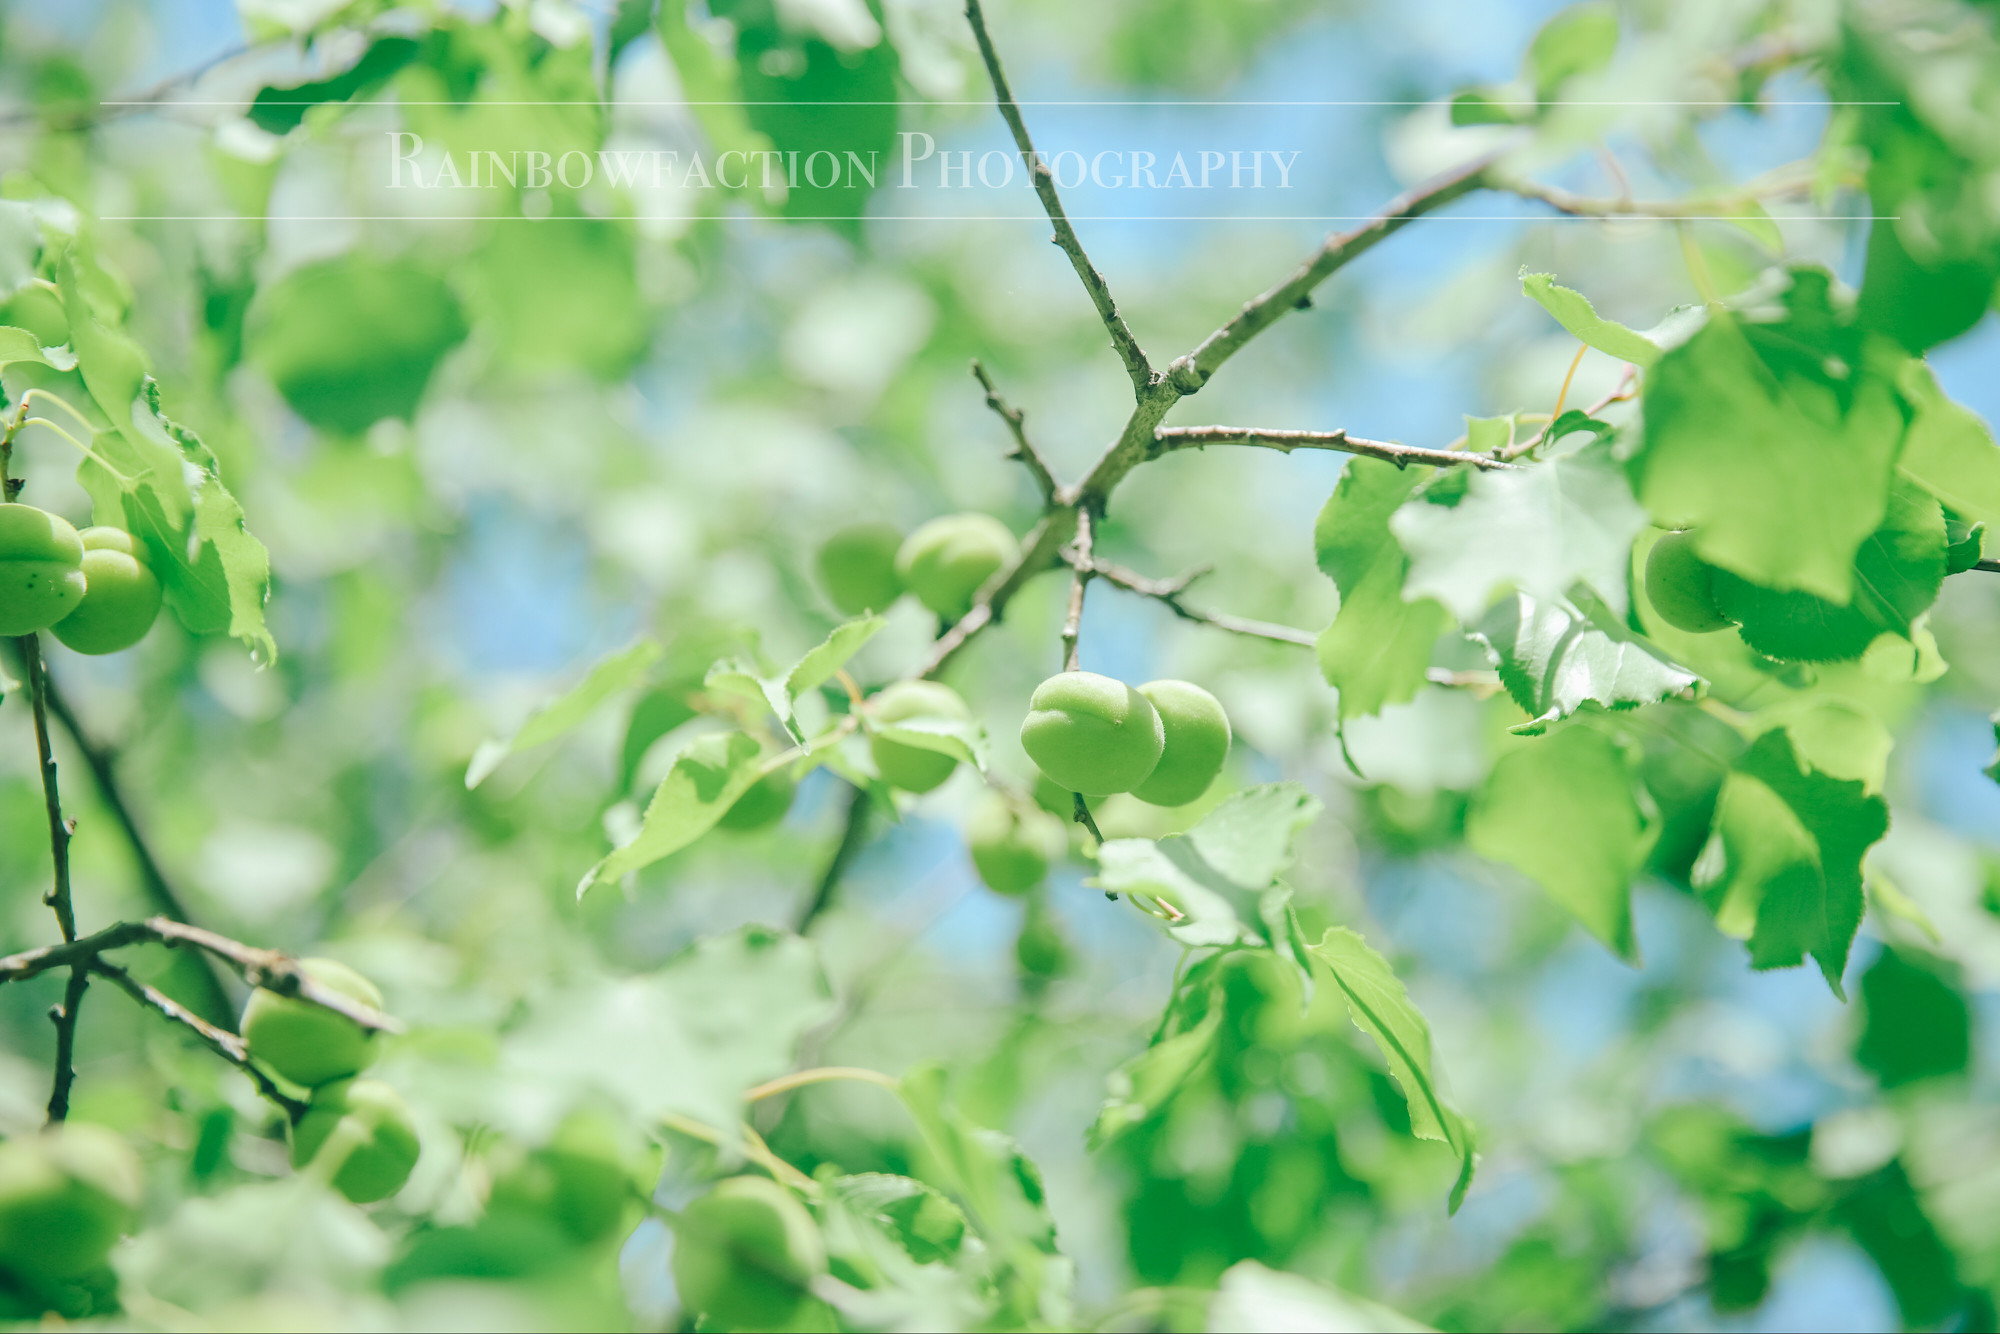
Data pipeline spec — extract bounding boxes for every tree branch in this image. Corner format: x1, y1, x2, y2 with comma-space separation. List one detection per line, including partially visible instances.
0, 917, 401, 1035
88, 959, 306, 1120
971, 360, 1058, 503
18, 636, 76, 943
1151, 425, 1518, 471
35, 662, 236, 1026
1060, 510, 1096, 672
964, 0, 1155, 395
45, 967, 88, 1123
1080, 557, 1319, 647
797, 783, 872, 933
1169, 152, 1498, 395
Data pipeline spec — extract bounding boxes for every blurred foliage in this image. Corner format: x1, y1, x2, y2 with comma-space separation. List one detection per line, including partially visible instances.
0, 0, 1997, 1329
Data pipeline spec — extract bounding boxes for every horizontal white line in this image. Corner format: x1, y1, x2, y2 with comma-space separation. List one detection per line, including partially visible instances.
97, 99, 1898, 108
100, 214, 1897, 222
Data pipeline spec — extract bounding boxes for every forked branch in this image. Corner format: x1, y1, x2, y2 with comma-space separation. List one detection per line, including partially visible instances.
965, 0, 1155, 395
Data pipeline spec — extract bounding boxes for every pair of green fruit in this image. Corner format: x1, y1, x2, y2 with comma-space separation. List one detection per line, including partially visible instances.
0, 503, 163, 653
240, 958, 419, 1205
1021, 672, 1231, 807
0, 1124, 142, 1287
818, 513, 1019, 622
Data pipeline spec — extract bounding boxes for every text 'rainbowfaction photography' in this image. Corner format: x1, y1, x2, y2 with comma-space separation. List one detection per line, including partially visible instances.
1, 0, 1998, 1330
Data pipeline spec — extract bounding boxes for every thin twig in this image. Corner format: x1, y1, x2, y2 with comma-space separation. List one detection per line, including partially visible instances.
0, 917, 401, 1034
1072, 793, 1104, 845
970, 360, 1058, 502
1061, 510, 1096, 672
1168, 152, 1498, 396
1493, 170, 1820, 219
1151, 426, 1518, 471
797, 783, 872, 933
1501, 368, 1638, 460
18, 636, 76, 942
914, 510, 1074, 679
964, 0, 1154, 395
45, 967, 88, 1123
89, 960, 305, 1120
1973, 558, 2000, 574
1080, 557, 1317, 647
35, 663, 235, 1025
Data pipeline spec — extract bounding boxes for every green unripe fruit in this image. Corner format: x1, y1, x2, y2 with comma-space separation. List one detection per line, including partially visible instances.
51, 528, 162, 656
0, 504, 86, 636
242, 957, 384, 1089
895, 514, 1018, 621
0, 286, 71, 348
1020, 671, 1164, 796
718, 767, 796, 831
815, 523, 904, 616
672, 1176, 827, 1331
292, 1078, 421, 1204
965, 793, 1066, 895
1131, 680, 1231, 807
487, 1111, 641, 1245
0, 1125, 142, 1280
1644, 530, 1733, 634
867, 680, 971, 794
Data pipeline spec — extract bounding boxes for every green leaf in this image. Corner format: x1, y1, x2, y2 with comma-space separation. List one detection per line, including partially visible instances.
1855, 946, 1968, 1088
158, 411, 277, 661
1467, 726, 1651, 961
577, 731, 768, 895
1210, 1261, 1435, 1334
870, 715, 988, 774
59, 257, 190, 521
1897, 361, 2000, 528
246, 255, 467, 436
463, 210, 649, 377
1766, 698, 1893, 794
1308, 928, 1476, 1213
1185, 782, 1323, 890
1472, 593, 1700, 732
1087, 1006, 1223, 1150
1945, 517, 1986, 574
1394, 440, 1648, 620
620, 685, 702, 793
786, 614, 885, 701
735, 20, 899, 234
1710, 477, 1947, 662
467, 639, 664, 788
247, 35, 420, 136
0, 324, 73, 369
1449, 88, 1529, 126
1315, 459, 1451, 721
502, 925, 833, 1139
1091, 839, 1255, 949
1520, 272, 1661, 366
1631, 269, 1908, 601
897, 1065, 1072, 1328
0, 201, 39, 299
1525, 1, 1619, 100
1696, 729, 1888, 995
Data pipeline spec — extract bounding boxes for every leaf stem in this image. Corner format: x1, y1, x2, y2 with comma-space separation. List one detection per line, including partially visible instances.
743, 1065, 901, 1102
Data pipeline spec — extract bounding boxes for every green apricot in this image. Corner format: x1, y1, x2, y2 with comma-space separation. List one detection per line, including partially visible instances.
672, 1176, 827, 1332
0, 1125, 141, 1281
1644, 530, 1733, 634
965, 793, 1066, 895
291, 1078, 421, 1204
867, 680, 971, 794
242, 957, 384, 1089
1020, 671, 1164, 796
718, 766, 796, 831
0, 286, 70, 348
486, 1111, 643, 1245
51, 528, 162, 656
895, 514, 1018, 621
1131, 680, 1231, 807
816, 523, 904, 616
0, 504, 86, 636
